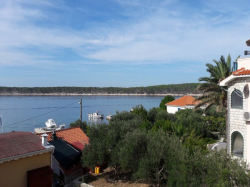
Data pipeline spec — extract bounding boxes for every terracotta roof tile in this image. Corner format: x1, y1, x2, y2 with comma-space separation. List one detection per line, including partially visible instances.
232, 68, 250, 76
0, 132, 45, 159
37, 127, 89, 150
166, 95, 200, 106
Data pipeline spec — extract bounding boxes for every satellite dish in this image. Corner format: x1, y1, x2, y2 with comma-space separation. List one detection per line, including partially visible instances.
244, 84, 249, 98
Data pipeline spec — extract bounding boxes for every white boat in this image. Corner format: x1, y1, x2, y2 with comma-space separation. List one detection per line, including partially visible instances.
34, 119, 66, 133
106, 115, 113, 120
87, 111, 104, 119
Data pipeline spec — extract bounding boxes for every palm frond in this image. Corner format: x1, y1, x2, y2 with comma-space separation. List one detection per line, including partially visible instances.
197, 54, 238, 111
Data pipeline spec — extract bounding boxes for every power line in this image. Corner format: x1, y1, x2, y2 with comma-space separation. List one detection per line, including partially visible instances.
4, 101, 78, 128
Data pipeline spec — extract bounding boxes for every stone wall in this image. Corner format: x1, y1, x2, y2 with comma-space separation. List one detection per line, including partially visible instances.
228, 77, 249, 159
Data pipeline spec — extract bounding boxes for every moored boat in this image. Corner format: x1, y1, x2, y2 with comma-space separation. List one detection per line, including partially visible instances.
106, 115, 113, 120
87, 111, 104, 118
34, 119, 66, 133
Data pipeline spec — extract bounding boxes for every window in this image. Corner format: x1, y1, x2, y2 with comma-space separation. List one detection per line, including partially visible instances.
232, 62, 238, 71
231, 89, 243, 109
231, 131, 243, 157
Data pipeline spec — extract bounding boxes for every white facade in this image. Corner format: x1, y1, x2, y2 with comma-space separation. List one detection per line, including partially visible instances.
219, 57, 250, 163
51, 155, 61, 175
167, 105, 186, 114
238, 57, 250, 69
167, 105, 206, 114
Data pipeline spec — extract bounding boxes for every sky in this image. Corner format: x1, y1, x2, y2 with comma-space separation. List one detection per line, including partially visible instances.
0, 0, 250, 87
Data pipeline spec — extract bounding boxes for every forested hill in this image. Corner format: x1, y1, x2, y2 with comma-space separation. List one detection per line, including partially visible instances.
0, 83, 200, 95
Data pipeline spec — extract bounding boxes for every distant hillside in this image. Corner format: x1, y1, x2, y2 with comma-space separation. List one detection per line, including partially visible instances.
0, 83, 201, 95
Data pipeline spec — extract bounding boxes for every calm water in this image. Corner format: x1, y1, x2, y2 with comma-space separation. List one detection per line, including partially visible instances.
0, 95, 173, 133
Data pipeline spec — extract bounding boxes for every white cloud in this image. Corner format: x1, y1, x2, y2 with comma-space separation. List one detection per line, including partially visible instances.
0, 0, 250, 68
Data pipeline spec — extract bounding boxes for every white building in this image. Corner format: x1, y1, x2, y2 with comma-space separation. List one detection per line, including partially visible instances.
219, 57, 250, 161
165, 95, 201, 114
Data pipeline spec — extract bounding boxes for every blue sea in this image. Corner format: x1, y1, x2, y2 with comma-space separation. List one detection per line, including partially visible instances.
0, 95, 177, 133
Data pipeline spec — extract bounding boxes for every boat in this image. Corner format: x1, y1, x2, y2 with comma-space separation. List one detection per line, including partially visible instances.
106, 115, 113, 120
34, 119, 66, 133
87, 111, 104, 119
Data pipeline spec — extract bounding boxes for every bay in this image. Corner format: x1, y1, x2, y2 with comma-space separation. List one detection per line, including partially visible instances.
0, 95, 178, 133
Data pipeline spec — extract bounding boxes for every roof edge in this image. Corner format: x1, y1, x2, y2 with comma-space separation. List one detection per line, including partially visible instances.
219, 74, 250, 86
219, 75, 235, 86
0, 146, 54, 164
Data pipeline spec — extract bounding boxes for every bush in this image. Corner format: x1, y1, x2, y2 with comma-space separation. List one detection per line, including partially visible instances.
159, 95, 175, 110
70, 119, 88, 133
82, 107, 250, 187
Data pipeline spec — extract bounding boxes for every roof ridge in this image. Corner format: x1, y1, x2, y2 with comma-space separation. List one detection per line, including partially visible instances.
166, 95, 196, 106
36, 127, 81, 135
233, 67, 246, 75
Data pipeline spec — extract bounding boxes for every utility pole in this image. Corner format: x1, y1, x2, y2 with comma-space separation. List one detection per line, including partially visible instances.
79, 98, 82, 122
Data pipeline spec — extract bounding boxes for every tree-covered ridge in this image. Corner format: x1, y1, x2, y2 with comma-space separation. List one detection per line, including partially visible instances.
0, 83, 200, 94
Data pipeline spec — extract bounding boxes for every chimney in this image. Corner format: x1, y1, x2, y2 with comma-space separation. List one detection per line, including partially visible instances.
41, 133, 48, 146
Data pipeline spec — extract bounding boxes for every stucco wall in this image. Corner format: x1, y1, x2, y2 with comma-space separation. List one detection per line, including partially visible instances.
0, 152, 51, 187
228, 77, 250, 162
237, 57, 250, 70
51, 154, 60, 175
166, 105, 203, 114
167, 106, 185, 114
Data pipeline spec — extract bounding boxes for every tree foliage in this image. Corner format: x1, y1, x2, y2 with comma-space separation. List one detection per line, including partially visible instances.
81, 105, 250, 186
195, 55, 239, 112
0, 83, 200, 95
130, 105, 147, 120
70, 119, 88, 133
159, 95, 175, 110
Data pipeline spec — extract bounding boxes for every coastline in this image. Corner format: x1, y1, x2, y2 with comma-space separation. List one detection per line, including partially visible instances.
0, 93, 201, 96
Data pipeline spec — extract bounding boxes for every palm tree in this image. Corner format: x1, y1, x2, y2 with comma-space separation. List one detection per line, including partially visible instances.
195, 55, 239, 112
195, 55, 240, 141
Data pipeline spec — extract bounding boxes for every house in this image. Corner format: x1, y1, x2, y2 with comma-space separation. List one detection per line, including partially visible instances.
219, 57, 250, 162
165, 95, 203, 114
36, 127, 89, 184
0, 131, 54, 187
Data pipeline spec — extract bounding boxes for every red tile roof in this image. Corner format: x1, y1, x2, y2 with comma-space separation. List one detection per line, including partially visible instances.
166, 95, 200, 106
37, 127, 89, 150
232, 68, 250, 76
0, 131, 45, 159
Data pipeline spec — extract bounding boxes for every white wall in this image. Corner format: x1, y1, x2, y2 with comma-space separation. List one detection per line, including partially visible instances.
51, 155, 60, 175
167, 106, 185, 114
237, 57, 250, 70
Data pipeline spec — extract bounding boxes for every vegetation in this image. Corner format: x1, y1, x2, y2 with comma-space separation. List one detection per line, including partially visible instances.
195, 54, 239, 141
70, 119, 88, 133
159, 95, 175, 110
195, 55, 239, 111
0, 83, 200, 95
81, 105, 248, 186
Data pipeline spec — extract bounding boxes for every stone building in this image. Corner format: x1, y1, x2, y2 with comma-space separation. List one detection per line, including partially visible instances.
219, 57, 250, 161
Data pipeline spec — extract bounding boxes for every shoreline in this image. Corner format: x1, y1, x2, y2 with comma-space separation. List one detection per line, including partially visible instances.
0, 93, 201, 96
